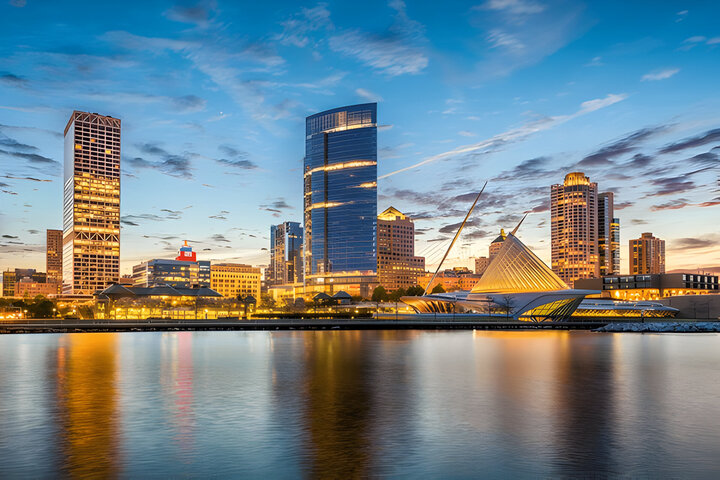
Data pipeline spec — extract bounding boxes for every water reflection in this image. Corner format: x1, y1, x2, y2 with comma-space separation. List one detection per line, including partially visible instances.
53, 333, 120, 477
1, 331, 719, 477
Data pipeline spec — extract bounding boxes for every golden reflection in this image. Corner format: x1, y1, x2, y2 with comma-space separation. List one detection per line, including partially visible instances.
55, 333, 120, 477
280, 330, 422, 476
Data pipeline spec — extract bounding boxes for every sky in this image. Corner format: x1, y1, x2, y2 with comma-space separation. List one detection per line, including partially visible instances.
0, 0, 718, 276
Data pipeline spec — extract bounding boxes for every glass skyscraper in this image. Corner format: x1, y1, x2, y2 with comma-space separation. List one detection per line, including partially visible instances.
269, 221, 303, 285
304, 104, 378, 287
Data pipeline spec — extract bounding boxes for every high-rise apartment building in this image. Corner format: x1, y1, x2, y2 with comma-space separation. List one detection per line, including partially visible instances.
62, 111, 121, 295
377, 207, 425, 290
268, 222, 303, 286
211, 263, 261, 299
474, 256, 490, 276
46, 229, 63, 290
630, 232, 665, 274
551, 172, 599, 287
598, 192, 620, 276
303, 103, 378, 297
610, 217, 620, 274
488, 229, 506, 261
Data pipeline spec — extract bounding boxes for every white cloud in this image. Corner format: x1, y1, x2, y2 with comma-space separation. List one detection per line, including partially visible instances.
328, 0, 428, 76
379, 93, 628, 179
641, 68, 680, 81
585, 56, 603, 67
329, 31, 428, 76
458, 130, 476, 137
480, 0, 545, 15
356, 88, 383, 102
708, 37, 720, 45
487, 30, 525, 51
275, 3, 332, 48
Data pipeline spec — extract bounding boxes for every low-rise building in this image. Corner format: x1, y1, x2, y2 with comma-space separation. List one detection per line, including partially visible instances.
418, 267, 483, 292
211, 263, 261, 299
132, 242, 210, 288
14, 277, 60, 297
575, 273, 718, 301
2, 269, 47, 297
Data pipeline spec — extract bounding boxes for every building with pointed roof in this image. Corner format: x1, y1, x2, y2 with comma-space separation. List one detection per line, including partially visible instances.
377, 206, 425, 291
488, 228, 506, 261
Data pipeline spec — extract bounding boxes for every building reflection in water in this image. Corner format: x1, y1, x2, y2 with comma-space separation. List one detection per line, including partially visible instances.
169, 332, 195, 455
269, 330, 420, 477
551, 332, 617, 475
53, 333, 121, 477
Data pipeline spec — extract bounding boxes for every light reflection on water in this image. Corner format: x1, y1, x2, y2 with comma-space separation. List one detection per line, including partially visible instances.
1, 330, 719, 477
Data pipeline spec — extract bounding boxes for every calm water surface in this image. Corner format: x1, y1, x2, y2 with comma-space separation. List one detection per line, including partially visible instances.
1, 330, 719, 478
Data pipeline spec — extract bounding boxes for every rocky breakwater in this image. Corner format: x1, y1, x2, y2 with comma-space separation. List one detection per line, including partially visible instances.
595, 322, 720, 333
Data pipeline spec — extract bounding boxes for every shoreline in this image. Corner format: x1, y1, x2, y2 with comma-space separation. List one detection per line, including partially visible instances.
1, 318, 717, 334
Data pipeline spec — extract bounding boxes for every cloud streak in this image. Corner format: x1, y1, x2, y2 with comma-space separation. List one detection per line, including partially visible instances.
379, 93, 628, 179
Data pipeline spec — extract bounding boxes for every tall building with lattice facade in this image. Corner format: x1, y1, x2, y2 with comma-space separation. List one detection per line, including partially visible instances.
62, 111, 121, 294
377, 207, 425, 290
551, 172, 599, 287
630, 232, 665, 274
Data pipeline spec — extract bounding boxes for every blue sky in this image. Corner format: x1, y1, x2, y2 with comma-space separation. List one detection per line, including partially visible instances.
0, 0, 718, 275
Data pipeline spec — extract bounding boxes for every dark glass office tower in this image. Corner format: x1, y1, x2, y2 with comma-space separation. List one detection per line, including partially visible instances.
304, 103, 378, 284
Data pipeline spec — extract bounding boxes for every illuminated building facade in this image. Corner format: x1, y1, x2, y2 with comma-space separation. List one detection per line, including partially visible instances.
14, 277, 59, 297
62, 111, 121, 295
630, 232, 665, 274
575, 273, 718, 301
418, 267, 482, 292
210, 263, 261, 299
598, 192, 620, 276
46, 229, 63, 289
132, 243, 209, 288
2, 269, 46, 297
475, 256, 490, 275
268, 222, 303, 286
377, 207, 425, 290
610, 217, 620, 273
551, 172, 599, 287
304, 103, 378, 297
488, 229, 506, 261
132, 259, 210, 288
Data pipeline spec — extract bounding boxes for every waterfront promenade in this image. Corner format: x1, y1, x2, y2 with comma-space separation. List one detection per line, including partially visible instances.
0, 316, 609, 334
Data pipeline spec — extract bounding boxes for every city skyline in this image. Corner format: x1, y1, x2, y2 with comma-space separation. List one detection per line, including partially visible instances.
1, 1, 719, 276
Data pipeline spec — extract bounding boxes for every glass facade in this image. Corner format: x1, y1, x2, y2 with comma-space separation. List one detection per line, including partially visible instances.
132, 259, 210, 288
269, 222, 303, 285
304, 103, 377, 278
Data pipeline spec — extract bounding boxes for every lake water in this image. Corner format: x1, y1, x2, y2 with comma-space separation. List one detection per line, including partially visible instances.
1, 330, 719, 478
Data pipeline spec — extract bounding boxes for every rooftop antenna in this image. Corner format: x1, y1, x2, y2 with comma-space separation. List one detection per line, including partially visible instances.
510, 213, 528, 236
423, 181, 488, 296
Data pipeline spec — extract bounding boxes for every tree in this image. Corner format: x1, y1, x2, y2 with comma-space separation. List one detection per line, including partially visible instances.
388, 287, 406, 302
371, 286, 388, 302
405, 285, 425, 296
431, 284, 446, 294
